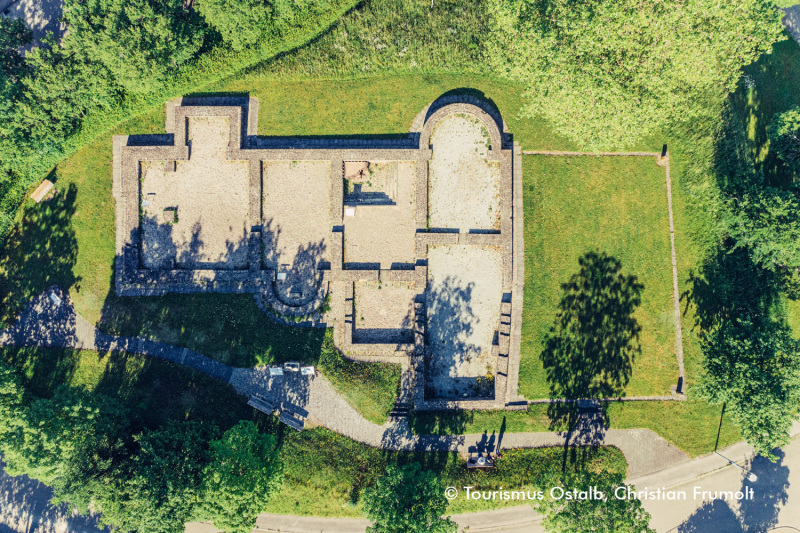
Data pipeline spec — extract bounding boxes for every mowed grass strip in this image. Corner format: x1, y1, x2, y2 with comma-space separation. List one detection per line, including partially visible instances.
520, 155, 678, 399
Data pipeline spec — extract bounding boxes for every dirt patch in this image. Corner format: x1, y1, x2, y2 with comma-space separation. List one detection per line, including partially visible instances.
353, 280, 417, 343
263, 160, 332, 302
428, 114, 501, 231
426, 244, 502, 398
343, 161, 416, 268
140, 116, 250, 269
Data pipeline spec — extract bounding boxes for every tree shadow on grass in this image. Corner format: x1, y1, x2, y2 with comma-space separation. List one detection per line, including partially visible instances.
682, 245, 780, 333
541, 251, 643, 454
0, 183, 80, 326
732, 35, 800, 189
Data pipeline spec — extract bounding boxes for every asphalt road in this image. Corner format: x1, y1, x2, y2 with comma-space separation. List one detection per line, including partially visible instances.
0, 457, 107, 533
641, 437, 800, 533
1, 0, 65, 50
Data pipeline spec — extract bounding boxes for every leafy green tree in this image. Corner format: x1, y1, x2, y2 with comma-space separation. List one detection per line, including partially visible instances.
0, 16, 32, 80
362, 463, 457, 533
63, 0, 206, 93
696, 318, 800, 459
198, 0, 297, 51
540, 472, 654, 533
0, 361, 23, 438
488, 0, 785, 149
199, 421, 284, 532
2, 36, 118, 158
767, 106, 800, 173
96, 420, 219, 533
1, 385, 127, 485
0, 16, 32, 157
728, 188, 800, 276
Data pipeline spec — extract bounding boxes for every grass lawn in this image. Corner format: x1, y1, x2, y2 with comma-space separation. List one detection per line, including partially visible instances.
520, 155, 678, 399
276, 429, 627, 516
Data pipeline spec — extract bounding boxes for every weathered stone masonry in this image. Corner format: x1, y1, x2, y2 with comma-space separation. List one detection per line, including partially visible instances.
112, 95, 525, 410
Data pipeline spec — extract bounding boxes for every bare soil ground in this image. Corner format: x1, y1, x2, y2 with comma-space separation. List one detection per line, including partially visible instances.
353, 280, 418, 343
426, 244, 502, 398
428, 114, 501, 231
263, 160, 332, 303
140, 116, 250, 269
343, 161, 416, 268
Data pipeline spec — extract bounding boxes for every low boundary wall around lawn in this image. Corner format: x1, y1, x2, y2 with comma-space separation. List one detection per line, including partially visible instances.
518, 149, 686, 404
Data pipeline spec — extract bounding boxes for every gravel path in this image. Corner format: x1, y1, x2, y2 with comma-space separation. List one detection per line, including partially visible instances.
0, 288, 687, 479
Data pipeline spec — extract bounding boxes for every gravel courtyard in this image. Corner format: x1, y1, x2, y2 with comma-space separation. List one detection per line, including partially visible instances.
428, 114, 501, 232
426, 244, 502, 398
262, 160, 332, 304
353, 280, 417, 343
140, 116, 250, 269
343, 161, 416, 268
262, 160, 332, 270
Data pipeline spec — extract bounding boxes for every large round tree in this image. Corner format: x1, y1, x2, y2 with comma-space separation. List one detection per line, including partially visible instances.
362, 463, 457, 533
489, 0, 785, 150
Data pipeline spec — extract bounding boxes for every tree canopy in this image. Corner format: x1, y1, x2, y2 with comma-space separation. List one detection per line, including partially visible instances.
767, 106, 800, 174
0, 385, 127, 485
0, 16, 32, 80
199, 0, 293, 51
96, 420, 219, 533
62, 0, 206, 93
696, 318, 800, 459
540, 472, 655, 533
0, 361, 22, 438
728, 188, 800, 276
362, 463, 457, 533
488, 0, 785, 150
199, 421, 284, 533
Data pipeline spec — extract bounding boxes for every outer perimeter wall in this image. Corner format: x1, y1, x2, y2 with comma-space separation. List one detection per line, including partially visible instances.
112, 95, 525, 410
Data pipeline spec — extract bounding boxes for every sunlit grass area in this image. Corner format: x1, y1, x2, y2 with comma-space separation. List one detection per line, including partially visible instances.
520, 155, 678, 399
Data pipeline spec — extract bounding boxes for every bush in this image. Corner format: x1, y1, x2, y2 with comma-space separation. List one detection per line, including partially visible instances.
767, 106, 800, 173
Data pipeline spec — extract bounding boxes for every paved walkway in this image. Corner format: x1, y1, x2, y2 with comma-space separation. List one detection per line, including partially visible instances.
0, 456, 108, 533
784, 5, 800, 44
1, 287, 687, 481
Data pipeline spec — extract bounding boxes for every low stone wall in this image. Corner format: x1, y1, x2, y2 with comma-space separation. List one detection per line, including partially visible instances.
112, 96, 526, 411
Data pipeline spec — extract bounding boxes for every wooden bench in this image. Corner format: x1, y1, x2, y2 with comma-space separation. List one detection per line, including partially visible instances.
247, 396, 275, 415
30, 180, 54, 203
284, 402, 309, 419
279, 412, 305, 431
